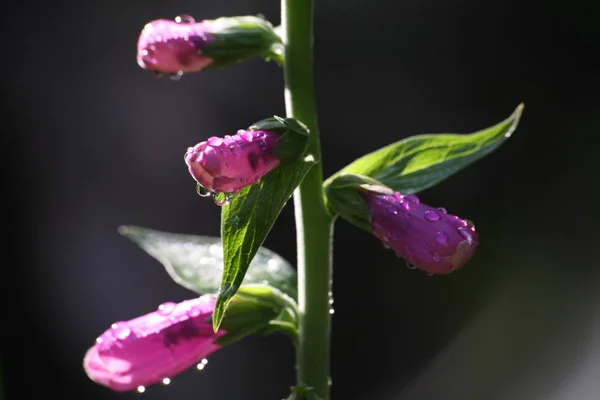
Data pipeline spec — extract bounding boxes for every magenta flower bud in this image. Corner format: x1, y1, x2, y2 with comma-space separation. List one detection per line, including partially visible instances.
137, 16, 214, 74
361, 190, 479, 274
83, 295, 225, 392
185, 130, 281, 194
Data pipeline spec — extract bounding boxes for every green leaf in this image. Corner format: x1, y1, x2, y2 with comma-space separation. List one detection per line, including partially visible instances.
118, 226, 297, 298
325, 104, 523, 194
214, 154, 315, 331
214, 284, 297, 346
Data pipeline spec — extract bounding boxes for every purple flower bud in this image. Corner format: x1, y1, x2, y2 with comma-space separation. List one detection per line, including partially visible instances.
137, 17, 214, 74
361, 191, 479, 274
83, 296, 225, 392
185, 130, 281, 194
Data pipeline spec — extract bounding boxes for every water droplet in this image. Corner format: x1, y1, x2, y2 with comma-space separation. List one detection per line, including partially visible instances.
465, 219, 475, 228
432, 252, 441, 262
213, 192, 234, 206
258, 140, 267, 150
168, 71, 183, 81
427, 272, 435, 277
328, 298, 334, 305
458, 227, 473, 240
406, 261, 417, 270
201, 358, 208, 365
400, 200, 410, 211
137, 386, 146, 393
157, 302, 177, 316
162, 377, 171, 385
196, 363, 205, 370
404, 194, 420, 204
241, 131, 254, 141
207, 137, 223, 147
175, 14, 195, 24
329, 308, 335, 314
111, 322, 132, 340
328, 377, 333, 386
436, 231, 449, 245
424, 210, 441, 222
229, 144, 242, 156
438, 207, 448, 214
387, 206, 398, 215
196, 184, 212, 197
187, 305, 202, 317
383, 242, 390, 249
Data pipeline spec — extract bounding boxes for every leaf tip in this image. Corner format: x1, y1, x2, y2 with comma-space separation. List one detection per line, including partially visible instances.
117, 225, 131, 236
504, 103, 525, 138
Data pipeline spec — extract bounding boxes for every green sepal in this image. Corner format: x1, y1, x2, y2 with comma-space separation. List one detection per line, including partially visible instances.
214, 284, 298, 346
250, 116, 310, 164
201, 16, 283, 69
324, 173, 390, 232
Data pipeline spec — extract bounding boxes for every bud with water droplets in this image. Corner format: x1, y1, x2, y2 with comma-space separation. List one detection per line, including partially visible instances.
185, 116, 309, 196
137, 15, 283, 77
325, 174, 479, 274
83, 287, 292, 392
83, 295, 225, 392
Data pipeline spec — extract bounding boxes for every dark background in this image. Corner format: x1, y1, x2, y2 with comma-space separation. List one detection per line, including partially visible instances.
3, 0, 600, 399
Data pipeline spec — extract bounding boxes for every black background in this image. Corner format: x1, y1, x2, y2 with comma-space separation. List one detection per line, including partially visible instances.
3, 0, 600, 399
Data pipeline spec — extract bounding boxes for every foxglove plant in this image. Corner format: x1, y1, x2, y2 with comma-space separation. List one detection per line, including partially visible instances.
84, 4, 524, 399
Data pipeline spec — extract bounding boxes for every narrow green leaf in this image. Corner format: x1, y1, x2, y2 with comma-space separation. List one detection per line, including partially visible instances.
214, 155, 315, 331
118, 226, 297, 298
325, 104, 523, 194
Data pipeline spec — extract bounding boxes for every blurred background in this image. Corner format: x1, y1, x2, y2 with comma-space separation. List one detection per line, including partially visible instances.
3, 0, 600, 399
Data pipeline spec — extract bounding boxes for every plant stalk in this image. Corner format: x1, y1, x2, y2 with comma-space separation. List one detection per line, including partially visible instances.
282, 0, 333, 397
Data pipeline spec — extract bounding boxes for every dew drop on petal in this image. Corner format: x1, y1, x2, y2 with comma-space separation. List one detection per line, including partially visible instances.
207, 137, 223, 147
387, 206, 398, 215
438, 207, 448, 214
258, 140, 267, 150
241, 131, 254, 141
162, 378, 171, 385
427, 272, 435, 277
424, 210, 441, 222
329, 308, 335, 314
137, 386, 146, 393
111, 322, 132, 340
175, 14, 195, 24
229, 144, 242, 156
406, 261, 417, 270
187, 305, 202, 317
432, 252, 441, 262
157, 302, 177, 316
436, 231, 449, 245
404, 194, 420, 204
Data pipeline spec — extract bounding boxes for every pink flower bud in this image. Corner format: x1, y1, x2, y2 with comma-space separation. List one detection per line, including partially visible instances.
361, 191, 479, 274
83, 296, 225, 392
137, 17, 214, 74
185, 130, 281, 194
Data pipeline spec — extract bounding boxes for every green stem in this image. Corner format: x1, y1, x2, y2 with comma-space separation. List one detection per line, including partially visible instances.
282, 0, 333, 398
